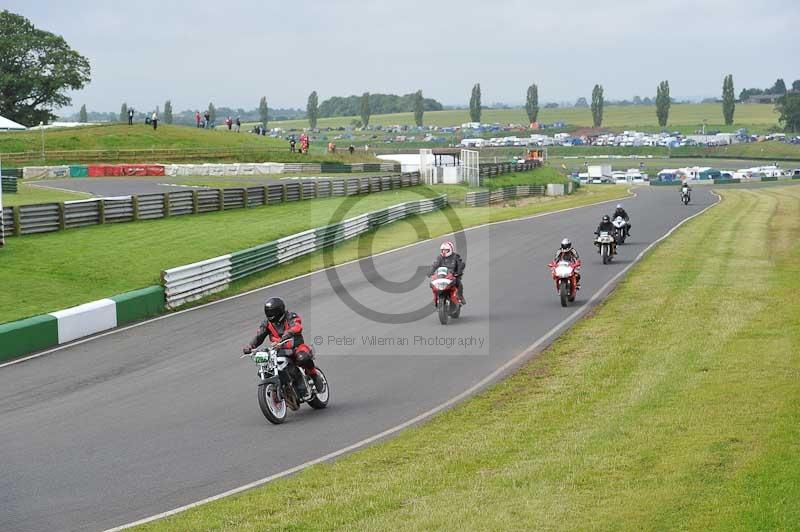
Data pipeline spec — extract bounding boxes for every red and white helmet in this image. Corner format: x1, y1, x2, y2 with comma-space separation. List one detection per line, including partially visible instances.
440, 241, 455, 257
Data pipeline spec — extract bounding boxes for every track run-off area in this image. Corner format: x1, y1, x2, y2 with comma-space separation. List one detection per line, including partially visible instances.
1, 186, 717, 531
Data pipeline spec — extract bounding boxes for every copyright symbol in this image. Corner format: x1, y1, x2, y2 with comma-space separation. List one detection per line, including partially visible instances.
313, 336, 324, 345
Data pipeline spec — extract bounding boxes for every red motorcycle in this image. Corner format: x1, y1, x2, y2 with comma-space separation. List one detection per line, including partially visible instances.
430, 266, 462, 324
548, 259, 580, 307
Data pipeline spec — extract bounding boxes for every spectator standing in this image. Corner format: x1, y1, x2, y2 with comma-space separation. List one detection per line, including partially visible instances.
128, 108, 134, 125
348, 144, 355, 155
235, 117, 241, 132
151, 111, 158, 130
204, 110, 210, 128
225, 116, 232, 131
289, 138, 296, 152
195, 111, 202, 128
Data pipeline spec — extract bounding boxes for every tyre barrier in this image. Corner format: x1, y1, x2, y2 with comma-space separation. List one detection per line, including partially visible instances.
2, 176, 18, 193
162, 195, 449, 308
0, 286, 164, 363
3, 174, 422, 237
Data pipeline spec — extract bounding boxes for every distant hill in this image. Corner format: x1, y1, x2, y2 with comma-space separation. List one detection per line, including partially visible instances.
319, 93, 443, 118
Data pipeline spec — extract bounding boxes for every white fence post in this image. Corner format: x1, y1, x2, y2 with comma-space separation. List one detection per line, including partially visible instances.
419, 148, 435, 185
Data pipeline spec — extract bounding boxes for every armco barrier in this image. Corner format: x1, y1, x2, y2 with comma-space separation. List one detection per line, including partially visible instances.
713, 178, 741, 185
465, 184, 547, 207
0, 286, 164, 363
162, 195, 448, 308
3, 173, 422, 238
2, 176, 18, 192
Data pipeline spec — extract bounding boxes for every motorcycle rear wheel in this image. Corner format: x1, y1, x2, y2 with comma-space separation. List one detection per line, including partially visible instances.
307, 368, 330, 410
258, 383, 287, 424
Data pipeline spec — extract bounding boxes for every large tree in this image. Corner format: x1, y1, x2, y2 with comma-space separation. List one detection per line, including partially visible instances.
776, 92, 800, 132
656, 80, 671, 127
360, 92, 371, 128
164, 100, 173, 124
769, 78, 787, 95
591, 84, 604, 127
307, 90, 319, 129
119, 102, 128, 122
525, 83, 539, 124
258, 96, 268, 126
722, 74, 735, 125
78, 104, 87, 123
0, 10, 91, 125
469, 83, 482, 122
413, 90, 424, 127
793, 80, 800, 92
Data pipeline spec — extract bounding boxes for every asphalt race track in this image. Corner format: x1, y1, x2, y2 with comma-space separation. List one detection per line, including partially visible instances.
0, 187, 716, 532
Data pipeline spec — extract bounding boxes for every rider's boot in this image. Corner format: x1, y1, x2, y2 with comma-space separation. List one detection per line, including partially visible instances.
458, 284, 467, 305
308, 367, 325, 393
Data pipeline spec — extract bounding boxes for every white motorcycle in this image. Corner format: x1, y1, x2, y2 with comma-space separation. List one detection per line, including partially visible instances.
612, 216, 628, 244
241, 338, 329, 425
595, 231, 616, 265
681, 187, 691, 205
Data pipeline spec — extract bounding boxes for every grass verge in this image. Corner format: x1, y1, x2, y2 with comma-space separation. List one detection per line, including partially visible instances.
1, 184, 91, 206
0, 185, 628, 323
133, 185, 800, 531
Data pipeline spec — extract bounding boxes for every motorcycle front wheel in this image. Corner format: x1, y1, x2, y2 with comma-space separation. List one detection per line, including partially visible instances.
602, 244, 610, 264
258, 382, 287, 424
437, 297, 449, 325
559, 281, 568, 307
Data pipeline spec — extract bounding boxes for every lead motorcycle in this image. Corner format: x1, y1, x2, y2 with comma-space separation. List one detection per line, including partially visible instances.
612, 216, 628, 244
681, 186, 691, 205
241, 338, 329, 424
548, 258, 580, 307
430, 266, 462, 325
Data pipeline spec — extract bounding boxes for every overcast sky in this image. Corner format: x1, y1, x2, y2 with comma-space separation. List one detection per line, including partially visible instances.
6, 0, 799, 113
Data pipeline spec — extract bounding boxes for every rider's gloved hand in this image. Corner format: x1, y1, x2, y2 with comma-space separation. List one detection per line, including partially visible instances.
280, 332, 292, 341
242, 346, 252, 355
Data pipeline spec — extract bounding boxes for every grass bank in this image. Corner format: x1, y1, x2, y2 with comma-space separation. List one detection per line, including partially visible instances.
269, 103, 780, 130
1, 184, 91, 206
134, 185, 800, 531
0, 185, 628, 323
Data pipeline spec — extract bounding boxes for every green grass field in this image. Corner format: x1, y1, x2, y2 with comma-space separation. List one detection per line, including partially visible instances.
1, 184, 91, 206
0, 124, 283, 153
0, 124, 381, 165
0, 182, 626, 324
271, 103, 780, 131
134, 183, 800, 532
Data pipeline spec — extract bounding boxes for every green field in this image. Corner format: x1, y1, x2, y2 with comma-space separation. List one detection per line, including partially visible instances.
0, 124, 380, 165
270, 103, 781, 131
0, 181, 626, 324
1, 184, 91, 206
134, 184, 800, 532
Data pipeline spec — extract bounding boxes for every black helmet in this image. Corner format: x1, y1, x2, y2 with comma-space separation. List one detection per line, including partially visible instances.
264, 297, 286, 323
602, 215, 610, 223
560, 238, 572, 250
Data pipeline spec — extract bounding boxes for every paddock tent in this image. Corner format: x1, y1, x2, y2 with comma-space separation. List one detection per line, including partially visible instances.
0, 115, 27, 131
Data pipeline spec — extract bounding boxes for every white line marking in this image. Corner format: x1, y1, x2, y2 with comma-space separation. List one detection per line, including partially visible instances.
1, 186, 635, 369
25, 182, 96, 197
103, 190, 721, 531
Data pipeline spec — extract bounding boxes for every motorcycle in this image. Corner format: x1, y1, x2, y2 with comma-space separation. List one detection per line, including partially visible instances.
548, 259, 580, 307
595, 231, 616, 265
241, 338, 329, 424
681, 187, 691, 205
430, 266, 462, 325
612, 216, 628, 244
